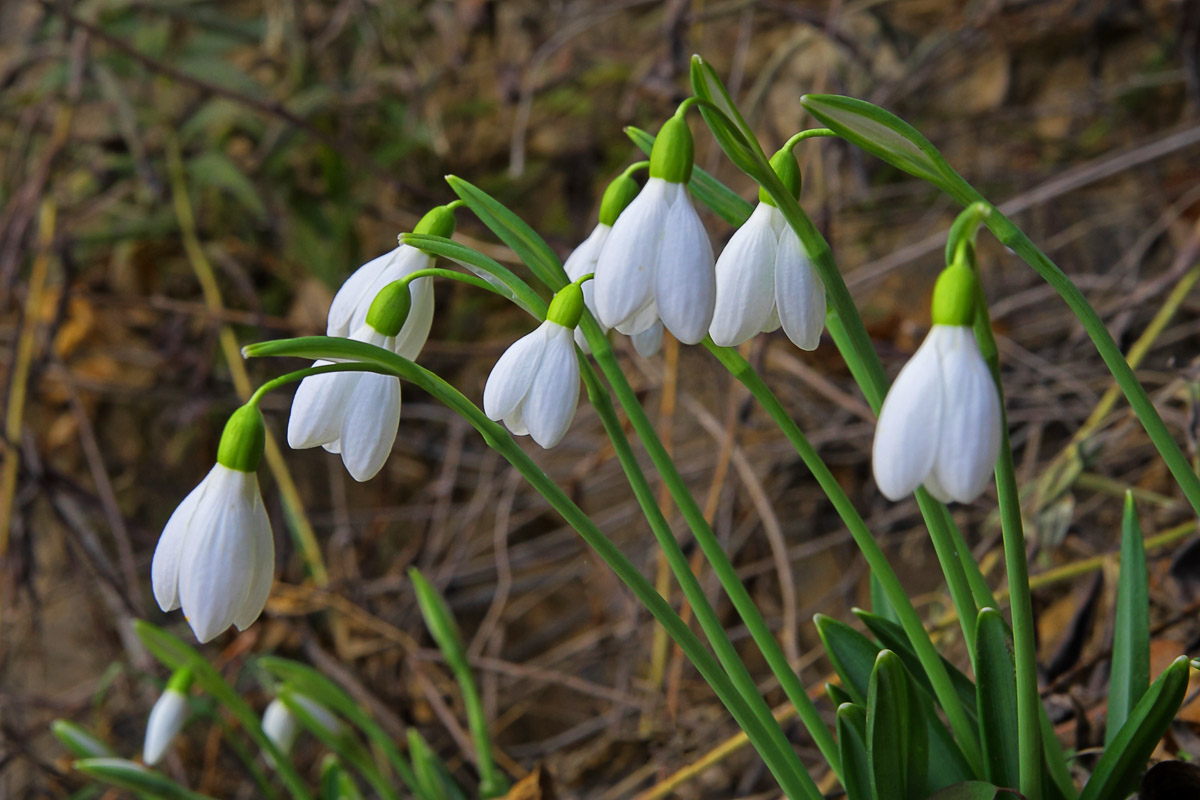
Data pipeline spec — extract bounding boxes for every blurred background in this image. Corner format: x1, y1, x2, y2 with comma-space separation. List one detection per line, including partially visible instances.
3, 0, 1200, 797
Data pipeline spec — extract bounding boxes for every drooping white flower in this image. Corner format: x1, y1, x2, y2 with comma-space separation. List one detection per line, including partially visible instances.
593, 117, 715, 345
709, 202, 825, 349
563, 221, 611, 354
143, 674, 191, 766
263, 694, 343, 758
484, 285, 582, 448
872, 263, 1002, 503
287, 323, 402, 482
631, 321, 663, 358
152, 406, 274, 643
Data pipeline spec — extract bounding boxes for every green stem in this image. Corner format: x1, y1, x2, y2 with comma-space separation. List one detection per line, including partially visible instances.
916, 489, 979, 653
247, 363, 395, 407
582, 325, 841, 784
969, 274, 1042, 800
245, 336, 812, 800
399, 267, 506, 297
704, 341, 985, 775
782, 128, 837, 151
579, 321, 827, 797
943, 187, 1200, 517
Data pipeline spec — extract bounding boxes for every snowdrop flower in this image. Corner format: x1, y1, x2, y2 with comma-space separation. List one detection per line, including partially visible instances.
484, 283, 583, 447
594, 116, 715, 345
152, 405, 274, 642
709, 150, 825, 349
263, 694, 343, 758
872, 263, 1002, 503
143, 669, 192, 765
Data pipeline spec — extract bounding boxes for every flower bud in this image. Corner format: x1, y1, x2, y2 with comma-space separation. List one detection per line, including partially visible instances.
216, 404, 266, 473
412, 204, 457, 239
546, 283, 584, 329
365, 280, 412, 337
931, 262, 978, 327
759, 148, 802, 206
649, 116, 694, 184
598, 173, 640, 227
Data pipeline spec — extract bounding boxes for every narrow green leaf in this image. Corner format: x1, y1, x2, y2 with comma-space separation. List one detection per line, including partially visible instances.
827, 682, 854, 708
973, 609, 1021, 789
837, 703, 874, 800
815, 614, 880, 704
855, 609, 979, 725
867, 651, 929, 800
408, 730, 451, 800
927, 782, 999, 800
52, 720, 116, 759
320, 756, 364, 800
400, 233, 546, 317
187, 151, 267, 220
625, 126, 752, 226
73, 758, 215, 800
798, 94, 952, 189
445, 176, 564, 291
1080, 656, 1191, 800
1108, 492, 1150, 745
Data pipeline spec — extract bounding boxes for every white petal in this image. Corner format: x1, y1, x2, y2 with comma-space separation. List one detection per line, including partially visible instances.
522, 324, 580, 448
178, 467, 262, 642
152, 466, 218, 612
338, 374, 401, 482
762, 303, 781, 333
483, 323, 549, 421
614, 298, 658, 336
709, 204, 778, 347
286, 366, 359, 450
262, 699, 300, 756
143, 689, 189, 766
631, 322, 664, 357
392, 274, 435, 359
922, 471, 954, 504
327, 249, 397, 337
564, 223, 609, 282
655, 190, 715, 344
594, 179, 671, 331
234, 485, 274, 630
774, 228, 826, 351
504, 406, 529, 436
932, 327, 1002, 503
871, 332, 945, 500
288, 695, 344, 738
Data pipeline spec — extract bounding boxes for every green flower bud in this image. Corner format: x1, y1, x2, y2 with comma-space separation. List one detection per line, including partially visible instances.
412, 204, 457, 240
759, 148, 802, 206
365, 280, 412, 337
166, 667, 194, 694
216, 404, 266, 473
648, 116, 694, 184
546, 283, 584, 329
931, 262, 979, 327
598, 173, 640, 227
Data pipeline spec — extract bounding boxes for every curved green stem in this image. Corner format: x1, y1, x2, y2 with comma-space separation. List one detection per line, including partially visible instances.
400, 267, 508, 297
579, 320, 828, 797
782, 128, 837, 151
704, 340, 985, 775
244, 336, 813, 800
246, 363, 395, 407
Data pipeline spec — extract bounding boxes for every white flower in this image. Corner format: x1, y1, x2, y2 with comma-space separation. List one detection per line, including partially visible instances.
631, 321, 663, 358
484, 319, 580, 448
563, 222, 611, 353
143, 688, 188, 765
709, 202, 825, 349
326, 245, 434, 356
263, 695, 343, 757
871, 324, 1002, 503
593, 177, 715, 345
287, 325, 402, 482
151, 464, 274, 643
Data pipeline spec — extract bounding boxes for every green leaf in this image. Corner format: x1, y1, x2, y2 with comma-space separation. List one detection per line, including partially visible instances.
445, 176, 564, 291
73, 758, 215, 800
855, 609, 979, 725
867, 651, 929, 800
400, 233, 546, 318
973, 609, 1021, 790
798, 94, 953, 189
1108, 492, 1150, 745
320, 756, 363, 800
815, 614, 879, 704
1080, 656, 1191, 800
625, 126, 753, 226
827, 682, 854, 708
837, 703, 874, 800
687, 57, 771, 183
408, 730, 451, 800
187, 151, 267, 220
52, 720, 116, 759
927, 782, 999, 800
